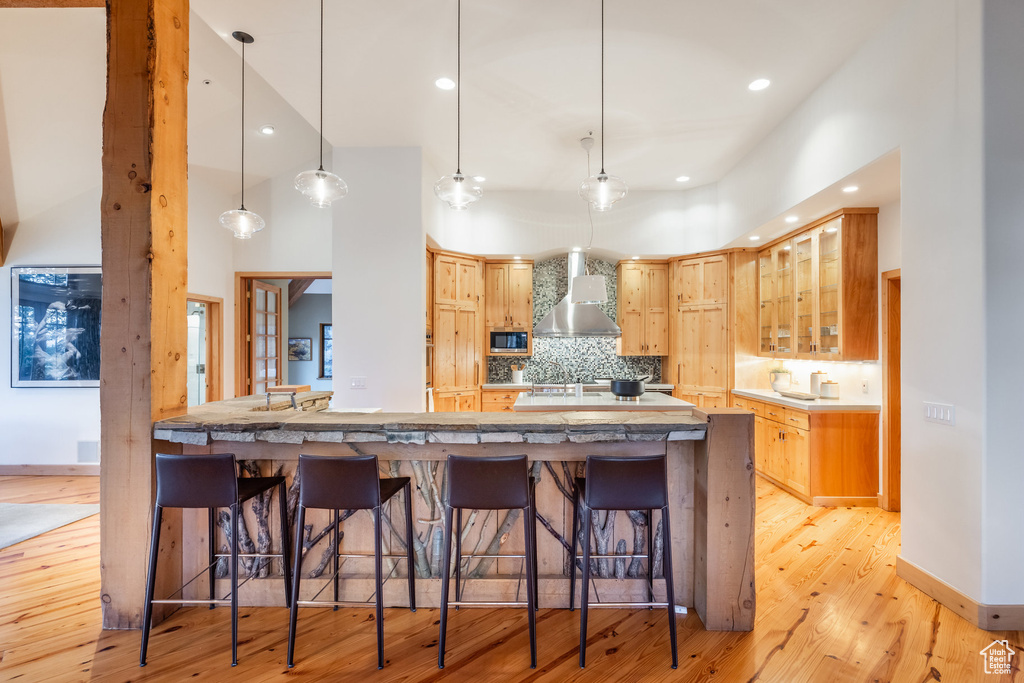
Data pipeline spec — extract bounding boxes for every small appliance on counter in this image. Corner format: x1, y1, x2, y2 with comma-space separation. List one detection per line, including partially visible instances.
809, 371, 828, 396
818, 380, 841, 399
490, 329, 529, 354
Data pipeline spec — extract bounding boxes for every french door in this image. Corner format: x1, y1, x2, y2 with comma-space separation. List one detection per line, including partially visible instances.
250, 280, 281, 394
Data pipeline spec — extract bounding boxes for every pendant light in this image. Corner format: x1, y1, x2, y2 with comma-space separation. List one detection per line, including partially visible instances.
579, 0, 627, 212
294, 0, 348, 207
571, 138, 609, 304
220, 31, 266, 239
434, 0, 482, 210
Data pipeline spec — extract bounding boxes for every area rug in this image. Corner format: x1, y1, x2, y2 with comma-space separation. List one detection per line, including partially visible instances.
0, 503, 100, 549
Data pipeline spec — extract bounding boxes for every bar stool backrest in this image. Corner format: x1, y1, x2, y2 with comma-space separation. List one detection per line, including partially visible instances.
155, 452, 238, 508
584, 455, 668, 510
446, 454, 529, 509
298, 454, 381, 509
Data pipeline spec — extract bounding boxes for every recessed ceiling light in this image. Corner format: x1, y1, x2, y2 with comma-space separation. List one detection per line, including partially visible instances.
435, 77, 456, 90
572, 247, 582, 252
675, 176, 690, 183
472, 175, 486, 182
843, 185, 859, 193
513, 255, 522, 260
749, 236, 761, 241
748, 78, 771, 91
632, 255, 640, 260
258, 125, 275, 135
785, 215, 798, 223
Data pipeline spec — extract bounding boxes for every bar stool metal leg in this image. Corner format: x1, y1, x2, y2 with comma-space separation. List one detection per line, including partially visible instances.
332, 509, 340, 610
524, 499, 537, 668
438, 504, 454, 669
404, 482, 416, 611
647, 509, 654, 607
454, 507, 462, 609
661, 504, 678, 669
279, 481, 292, 609
530, 478, 539, 611
569, 482, 580, 611
208, 508, 216, 609
373, 506, 384, 669
578, 502, 592, 668
286, 504, 306, 668
230, 502, 239, 667
140, 505, 163, 667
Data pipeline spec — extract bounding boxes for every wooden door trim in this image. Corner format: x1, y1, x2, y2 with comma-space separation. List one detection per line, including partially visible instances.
880, 268, 901, 511
235, 272, 331, 397
187, 293, 223, 402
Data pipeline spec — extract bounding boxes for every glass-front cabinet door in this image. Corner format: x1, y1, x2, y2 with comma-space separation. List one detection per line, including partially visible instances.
794, 232, 815, 357
816, 218, 842, 359
758, 250, 775, 354
773, 242, 794, 357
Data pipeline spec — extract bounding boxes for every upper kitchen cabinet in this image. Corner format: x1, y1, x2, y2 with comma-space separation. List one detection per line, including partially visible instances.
758, 209, 878, 361
616, 261, 669, 356
484, 261, 533, 329
434, 253, 481, 309
673, 254, 729, 306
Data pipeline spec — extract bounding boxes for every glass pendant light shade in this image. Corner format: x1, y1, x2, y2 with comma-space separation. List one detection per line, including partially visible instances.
295, 168, 348, 207
434, 172, 482, 210
219, 208, 265, 239
579, 172, 628, 212
570, 274, 609, 304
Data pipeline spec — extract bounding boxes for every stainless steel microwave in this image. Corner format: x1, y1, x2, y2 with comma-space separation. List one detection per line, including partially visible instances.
490, 330, 529, 353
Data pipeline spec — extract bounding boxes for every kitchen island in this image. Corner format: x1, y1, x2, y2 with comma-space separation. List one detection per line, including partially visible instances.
513, 390, 695, 412
152, 394, 754, 631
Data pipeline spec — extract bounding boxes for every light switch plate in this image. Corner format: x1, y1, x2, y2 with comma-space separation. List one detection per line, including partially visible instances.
924, 401, 955, 425
350, 376, 367, 389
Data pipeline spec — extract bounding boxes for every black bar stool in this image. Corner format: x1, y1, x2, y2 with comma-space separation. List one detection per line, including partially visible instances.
140, 452, 292, 667
287, 454, 416, 670
438, 454, 537, 669
569, 454, 678, 669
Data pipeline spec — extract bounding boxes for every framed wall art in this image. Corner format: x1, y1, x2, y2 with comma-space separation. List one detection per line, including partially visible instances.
288, 337, 312, 361
11, 266, 102, 387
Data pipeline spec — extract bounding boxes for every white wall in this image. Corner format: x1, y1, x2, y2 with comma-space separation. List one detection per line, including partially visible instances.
332, 147, 424, 411
0, 189, 101, 465
981, 0, 1024, 605
427, 185, 719, 258
715, 0, 991, 602
287, 293, 331, 391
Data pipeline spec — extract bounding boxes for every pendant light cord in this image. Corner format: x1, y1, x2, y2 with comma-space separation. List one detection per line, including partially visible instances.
318, 0, 325, 171
240, 39, 246, 210
456, 0, 462, 175
600, 0, 605, 175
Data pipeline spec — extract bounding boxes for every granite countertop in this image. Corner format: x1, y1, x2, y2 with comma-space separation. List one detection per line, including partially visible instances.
514, 391, 695, 412
732, 388, 881, 411
153, 392, 707, 446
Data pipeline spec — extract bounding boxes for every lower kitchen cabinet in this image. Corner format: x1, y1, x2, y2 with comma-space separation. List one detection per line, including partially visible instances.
732, 394, 877, 506
673, 389, 726, 408
480, 388, 522, 412
433, 389, 479, 412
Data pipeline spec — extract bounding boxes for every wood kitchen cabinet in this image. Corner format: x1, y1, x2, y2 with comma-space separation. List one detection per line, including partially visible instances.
758, 209, 878, 361
667, 254, 731, 403
481, 387, 521, 412
732, 393, 878, 505
485, 261, 533, 356
616, 261, 668, 356
432, 250, 485, 411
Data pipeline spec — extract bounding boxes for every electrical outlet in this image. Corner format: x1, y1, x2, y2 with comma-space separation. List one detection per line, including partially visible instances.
861, 379, 869, 394
350, 376, 367, 389
923, 402, 955, 426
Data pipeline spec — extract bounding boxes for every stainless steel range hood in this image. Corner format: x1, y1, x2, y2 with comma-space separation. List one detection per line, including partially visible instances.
533, 252, 621, 337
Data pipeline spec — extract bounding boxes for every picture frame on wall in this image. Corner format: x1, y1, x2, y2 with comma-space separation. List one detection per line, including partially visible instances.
11, 266, 102, 387
319, 323, 332, 379
288, 337, 312, 361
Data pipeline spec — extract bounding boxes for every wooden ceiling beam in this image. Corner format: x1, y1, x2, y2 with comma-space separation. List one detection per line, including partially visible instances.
0, 1, 104, 7
288, 278, 315, 307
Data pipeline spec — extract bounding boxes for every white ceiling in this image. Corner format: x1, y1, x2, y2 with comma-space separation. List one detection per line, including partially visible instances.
0, 2, 904, 239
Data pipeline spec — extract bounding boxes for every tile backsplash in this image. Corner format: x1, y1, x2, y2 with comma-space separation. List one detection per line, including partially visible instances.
487, 255, 661, 383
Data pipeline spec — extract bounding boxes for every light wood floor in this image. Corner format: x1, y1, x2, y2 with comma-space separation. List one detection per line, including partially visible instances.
1, 475, 1020, 682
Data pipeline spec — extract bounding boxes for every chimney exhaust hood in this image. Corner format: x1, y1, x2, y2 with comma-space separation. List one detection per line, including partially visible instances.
533, 252, 621, 338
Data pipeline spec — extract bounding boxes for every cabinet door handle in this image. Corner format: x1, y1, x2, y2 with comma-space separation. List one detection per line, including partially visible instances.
788, 417, 799, 422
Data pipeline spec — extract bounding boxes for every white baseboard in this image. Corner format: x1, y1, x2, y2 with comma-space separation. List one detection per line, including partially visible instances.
0, 464, 100, 476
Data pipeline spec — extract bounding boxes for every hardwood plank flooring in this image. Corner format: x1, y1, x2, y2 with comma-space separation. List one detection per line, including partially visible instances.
0, 475, 1020, 681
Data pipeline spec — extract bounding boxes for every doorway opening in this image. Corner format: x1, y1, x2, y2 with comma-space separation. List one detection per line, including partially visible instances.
186, 294, 223, 406
234, 272, 332, 397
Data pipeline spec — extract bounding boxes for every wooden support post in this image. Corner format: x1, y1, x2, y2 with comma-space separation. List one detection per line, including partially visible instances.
99, 0, 189, 629
693, 408, 756, 630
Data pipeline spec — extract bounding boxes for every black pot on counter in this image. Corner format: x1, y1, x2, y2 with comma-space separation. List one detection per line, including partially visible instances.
609, 375, 649, 397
